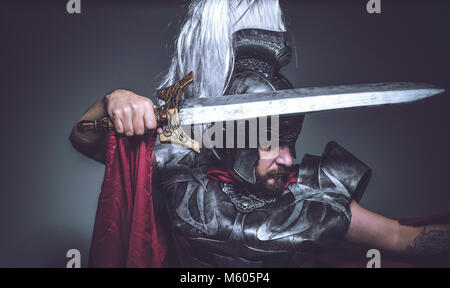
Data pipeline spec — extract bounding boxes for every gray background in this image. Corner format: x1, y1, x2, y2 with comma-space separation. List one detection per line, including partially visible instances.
1, 0, 449, 267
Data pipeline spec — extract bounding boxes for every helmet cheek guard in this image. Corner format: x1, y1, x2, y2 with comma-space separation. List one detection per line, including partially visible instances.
233, 149, 260, 184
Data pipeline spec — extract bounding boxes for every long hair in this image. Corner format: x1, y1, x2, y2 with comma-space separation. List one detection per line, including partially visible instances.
158, 0, 286, 100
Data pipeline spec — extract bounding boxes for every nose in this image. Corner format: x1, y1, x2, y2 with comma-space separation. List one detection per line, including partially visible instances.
275, 145, 293, 168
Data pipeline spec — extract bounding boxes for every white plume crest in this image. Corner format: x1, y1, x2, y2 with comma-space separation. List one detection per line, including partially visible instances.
158, 0, 286, 101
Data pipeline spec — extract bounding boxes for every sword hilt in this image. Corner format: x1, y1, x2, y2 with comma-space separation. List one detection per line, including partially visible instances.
77, 72, 200, 153
77, 116, 114, 133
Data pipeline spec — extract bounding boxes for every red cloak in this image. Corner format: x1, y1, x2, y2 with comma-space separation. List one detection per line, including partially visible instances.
88, 132, 171, 268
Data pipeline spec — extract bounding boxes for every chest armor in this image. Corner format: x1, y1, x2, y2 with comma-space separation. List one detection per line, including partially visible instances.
154, 139, 370, 267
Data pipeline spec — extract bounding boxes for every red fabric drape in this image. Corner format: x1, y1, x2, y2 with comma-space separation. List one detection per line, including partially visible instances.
88, 132, 171, 268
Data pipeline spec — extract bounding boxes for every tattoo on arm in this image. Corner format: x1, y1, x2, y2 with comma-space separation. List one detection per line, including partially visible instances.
405, 227, 450, 256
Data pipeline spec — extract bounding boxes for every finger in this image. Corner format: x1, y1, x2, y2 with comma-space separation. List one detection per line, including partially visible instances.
113, 117, 124, 134
157, 127, 163, 134
143, 100, 157, 130
144, 112, 157, 131
122, 107, 134, 136
132, 109, 145, 136
111, 110, 124, 134
130, 103, 145, 135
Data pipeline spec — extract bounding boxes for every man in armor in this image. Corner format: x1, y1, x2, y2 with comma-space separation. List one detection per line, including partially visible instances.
70, 0, 450, 267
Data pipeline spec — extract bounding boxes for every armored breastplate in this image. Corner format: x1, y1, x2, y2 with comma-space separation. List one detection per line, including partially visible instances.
154, 137, 370, 267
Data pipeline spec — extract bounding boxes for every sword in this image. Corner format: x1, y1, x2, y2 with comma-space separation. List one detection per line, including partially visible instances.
78, 72, 445, 152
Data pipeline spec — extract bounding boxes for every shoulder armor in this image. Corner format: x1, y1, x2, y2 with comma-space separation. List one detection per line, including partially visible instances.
298, 141, 371, 202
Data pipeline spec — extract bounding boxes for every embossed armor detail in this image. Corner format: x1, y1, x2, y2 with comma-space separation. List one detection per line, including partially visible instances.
154, 138, 371, 267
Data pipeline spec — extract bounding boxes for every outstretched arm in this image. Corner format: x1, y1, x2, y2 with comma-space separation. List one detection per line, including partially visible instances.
345, 201, 450, 256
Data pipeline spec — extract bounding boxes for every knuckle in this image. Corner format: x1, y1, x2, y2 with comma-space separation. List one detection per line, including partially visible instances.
122, 106, 131, 115
144, 102, 155, 114
143, 100, 151, 108
130, 103, 140, 112
146, 99, 154, 108
111, 109, 121, 118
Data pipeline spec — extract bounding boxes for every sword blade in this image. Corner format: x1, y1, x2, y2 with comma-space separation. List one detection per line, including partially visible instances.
178, 82, 444, 125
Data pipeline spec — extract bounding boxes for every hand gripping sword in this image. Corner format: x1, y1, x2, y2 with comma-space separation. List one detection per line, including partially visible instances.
78, 72, 445, 153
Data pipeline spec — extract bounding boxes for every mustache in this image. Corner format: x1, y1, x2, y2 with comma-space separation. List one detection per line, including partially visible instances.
258, 166, 292, 181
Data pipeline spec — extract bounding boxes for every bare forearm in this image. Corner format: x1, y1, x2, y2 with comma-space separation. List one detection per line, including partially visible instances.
400, 224, 450, 257
69, 99, 109, 163
346, 201, 401, 253
347, 200, 450, 257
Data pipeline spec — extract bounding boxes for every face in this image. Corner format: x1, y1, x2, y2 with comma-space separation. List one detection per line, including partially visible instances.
255, 141, 294, 196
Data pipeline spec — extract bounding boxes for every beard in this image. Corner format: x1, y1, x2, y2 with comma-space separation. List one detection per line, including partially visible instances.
254, 165, 291, 198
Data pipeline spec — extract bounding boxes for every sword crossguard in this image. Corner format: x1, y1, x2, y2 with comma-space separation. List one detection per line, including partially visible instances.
156, 72, 200, 153
77, 72, 200, 153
